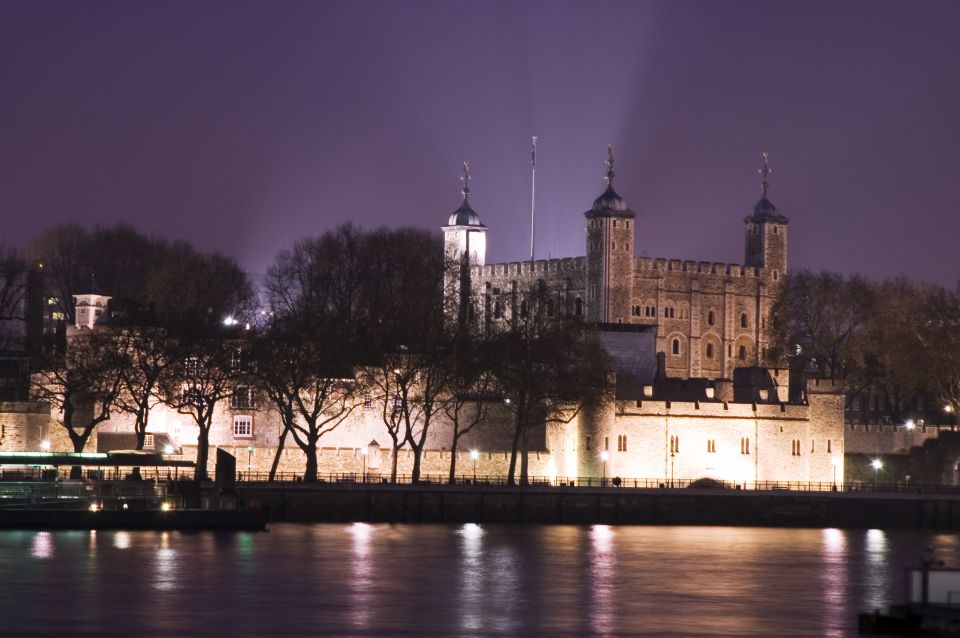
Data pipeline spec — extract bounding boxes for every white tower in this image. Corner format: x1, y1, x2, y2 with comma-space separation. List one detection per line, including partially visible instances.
72, 276, 111, 329
442, 161, 487, 267
442, 161, 487, 329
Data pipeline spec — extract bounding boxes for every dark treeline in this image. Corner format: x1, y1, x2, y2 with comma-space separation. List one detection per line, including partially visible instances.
4, 223, 609, 485
768, 270, 960, 420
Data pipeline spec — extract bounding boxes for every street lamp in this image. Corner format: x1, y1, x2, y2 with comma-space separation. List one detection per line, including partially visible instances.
247, 445, 253, 477
39, 439, 51, 451
600, 451, 609, 486
360, 446, 368, 482
670, 451, 675, 488
470, 449, 479, 481
905, 419, 915, 431
831, 456, 840, 490
871, 459, 883, 488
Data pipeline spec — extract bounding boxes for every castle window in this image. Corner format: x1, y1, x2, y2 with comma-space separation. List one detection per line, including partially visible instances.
707, 439, 716, 453
741, 437, 750, 454
772, 271, 779, 281
144, 434, 154, 449
738, 345, 747, 360
618, 434, 628, 452
626, 221, 630, 229
707, 310, 715, 326
612, 220, 617, 228
612, 242, 616, 250
670, 435, 680, 454
740, 313, 748, 328
705, 343, 714, 359
605, 436, 609, 451
811, 440, 815, 453
672, 339, 681, 356
575, 297, 584, 317
233, 415, 253, 438
231, 386, 254, 410
827, 440, 832, 453
773, 225, 779, 234
645, 305, 656, 317
364, 394, 373, 410
791, 439, 801, 456
664, 306, 675, 319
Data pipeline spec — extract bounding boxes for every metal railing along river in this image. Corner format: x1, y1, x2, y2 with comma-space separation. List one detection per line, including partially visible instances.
4, 468, 960, 496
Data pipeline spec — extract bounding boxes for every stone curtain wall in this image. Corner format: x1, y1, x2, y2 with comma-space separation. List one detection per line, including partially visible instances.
567, 379, 844, 485
0, 402, 54, 451
179, 444, 554, 481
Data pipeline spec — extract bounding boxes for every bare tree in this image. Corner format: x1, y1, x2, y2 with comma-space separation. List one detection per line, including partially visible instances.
31, 328, 124, 477
160, 338, 238, 482
487, 286, 611, 485
113, 327, 172, 477
442, 337, 490, 483
250, 331, 358, 481
0, 246, 28, 351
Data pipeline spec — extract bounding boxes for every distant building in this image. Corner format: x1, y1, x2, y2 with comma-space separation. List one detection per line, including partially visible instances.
447, 148, 788, 381
2, 149, 848, 487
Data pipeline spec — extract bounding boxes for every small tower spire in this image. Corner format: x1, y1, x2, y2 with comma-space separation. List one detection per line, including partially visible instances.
604, 143, 616, 186
759, 152, 771, 199
460, 160, 471, 200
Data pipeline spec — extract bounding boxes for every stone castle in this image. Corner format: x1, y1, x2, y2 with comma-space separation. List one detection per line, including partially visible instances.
444, 148, 788, 380
0, 149, 846, 486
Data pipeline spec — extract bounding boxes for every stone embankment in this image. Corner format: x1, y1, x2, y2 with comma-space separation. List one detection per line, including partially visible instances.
240, 483, 960, 530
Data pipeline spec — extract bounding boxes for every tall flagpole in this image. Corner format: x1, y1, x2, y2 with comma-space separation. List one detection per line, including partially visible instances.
530, 136, 537, 262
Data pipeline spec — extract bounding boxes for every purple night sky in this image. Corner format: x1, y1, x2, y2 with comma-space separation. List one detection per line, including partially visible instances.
1, 0, 958, 284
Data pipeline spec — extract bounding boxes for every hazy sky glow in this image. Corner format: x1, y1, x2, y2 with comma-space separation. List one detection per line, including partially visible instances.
2, 0, 958, 283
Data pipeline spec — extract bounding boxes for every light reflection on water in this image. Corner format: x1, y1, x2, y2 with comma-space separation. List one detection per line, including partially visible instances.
1, 524, 957, 637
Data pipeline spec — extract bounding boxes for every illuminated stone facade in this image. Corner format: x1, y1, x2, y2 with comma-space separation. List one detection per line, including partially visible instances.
1, 152, 847, 487
449, 150, 789, 379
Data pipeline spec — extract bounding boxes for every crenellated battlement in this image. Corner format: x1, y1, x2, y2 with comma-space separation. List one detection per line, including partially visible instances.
635, 256, 764, 278
471, 256, 586, 279
619, 398, 810, 419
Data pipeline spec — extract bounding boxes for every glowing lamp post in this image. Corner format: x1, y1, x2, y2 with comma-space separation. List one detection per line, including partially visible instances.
360, 446, 368, 482
247, 445, 253, 477
600, 451, 609, 487
871, 459, 883, 488
470, 449, 479, 481
39, 439, 51, 452
670, 451, 675, 488
831, 456, 840, 490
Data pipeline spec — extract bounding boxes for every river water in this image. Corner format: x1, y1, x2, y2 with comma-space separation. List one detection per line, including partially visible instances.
1, 523, 957, 637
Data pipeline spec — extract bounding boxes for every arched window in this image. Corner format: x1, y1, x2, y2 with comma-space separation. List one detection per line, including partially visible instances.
705, 343, 714, 359
575, 297, 584, 317
707, 310, 715, 326
740, 313, 748, 328
672, 339, 681, 356
738, 345, 747, 360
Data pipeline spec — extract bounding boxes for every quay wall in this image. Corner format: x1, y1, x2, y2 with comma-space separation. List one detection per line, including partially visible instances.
239, 484, 960, 530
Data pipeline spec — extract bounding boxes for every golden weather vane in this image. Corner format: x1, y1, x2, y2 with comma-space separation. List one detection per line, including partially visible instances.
460, 160, 471, 197
604, 143, 615, 185
759, 152, 771, 198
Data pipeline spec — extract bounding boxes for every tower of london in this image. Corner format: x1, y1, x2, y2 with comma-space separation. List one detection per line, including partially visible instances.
445, 148, 788, 382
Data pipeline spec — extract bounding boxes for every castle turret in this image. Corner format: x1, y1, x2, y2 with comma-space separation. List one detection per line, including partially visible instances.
442, 162, 487, 329
72, 275, 111, 330
585, 145, 635, 323
744, 153, 789, 278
